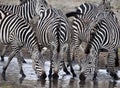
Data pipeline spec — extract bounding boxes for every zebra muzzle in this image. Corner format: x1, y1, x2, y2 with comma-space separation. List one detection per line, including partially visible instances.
38, 71, 47, 80
79, 72, 86, 81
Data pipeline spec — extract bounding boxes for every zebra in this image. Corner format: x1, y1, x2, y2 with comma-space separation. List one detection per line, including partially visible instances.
34, 0, 77, 78
0, 8, 46, 80
79, 11, 119, 81
65, 0, 119, 67
66, 0, 112, 20
0, 0, 38, 62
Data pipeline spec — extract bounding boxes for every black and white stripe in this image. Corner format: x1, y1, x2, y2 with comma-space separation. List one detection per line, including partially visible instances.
35, 0, 76, 78
79, 11, 119, 81
0, 9, 45, 80
66, 1, 119, 67
0, 0, 37, 22
0, 0, 37, 62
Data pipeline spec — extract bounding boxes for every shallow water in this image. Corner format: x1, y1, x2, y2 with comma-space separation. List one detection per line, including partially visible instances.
0, 57, 120, 88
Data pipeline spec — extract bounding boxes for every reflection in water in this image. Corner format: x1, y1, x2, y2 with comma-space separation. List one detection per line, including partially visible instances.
108, 81, 117, 88
0, 58, 120, 88
35, 79, 119, 88
79, 80, 117, 88
37, 79, 46, 87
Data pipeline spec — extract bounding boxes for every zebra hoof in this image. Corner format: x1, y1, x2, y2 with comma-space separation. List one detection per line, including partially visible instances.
73, 73, 77, 78
20, 69, 26, 78
19, 76, 26, 84
64, 69, 70, 75
79, 73, 86, 81
110, 72, 119, 80
39, 72, 47, 80
93, 72, 97, 80
1, 56, 4, 62
22, 60, 27, 63
52, 73, 59, 79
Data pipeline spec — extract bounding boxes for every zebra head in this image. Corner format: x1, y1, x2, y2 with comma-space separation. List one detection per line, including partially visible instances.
79, 55, 96, 81
0, 9, 10, 24
79, 43, 98, 81
98, 0, 112, 11
19, 0, 27, 5
89, 10, 118, 33
35, 0, 50, 15
31, 48, 47, 79
50, 42, 68, 74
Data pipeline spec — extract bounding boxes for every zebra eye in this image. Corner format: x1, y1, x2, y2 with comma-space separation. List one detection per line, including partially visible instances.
88, 62, 91, 64
41, 5, 44, 8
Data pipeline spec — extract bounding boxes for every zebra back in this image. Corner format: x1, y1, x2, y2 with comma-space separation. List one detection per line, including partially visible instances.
75, 3, 98, 21
98, 0, 112, 11
0, 9, 38, 52
0, 0, 37, 22
37, 8, 71, 48
35, 0, 51, 15
0, 8, 47, 79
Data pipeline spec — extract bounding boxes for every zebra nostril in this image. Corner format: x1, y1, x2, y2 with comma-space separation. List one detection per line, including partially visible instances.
53, 73, 59, 79
38, 72, 47, 80
79, 72, 86, 81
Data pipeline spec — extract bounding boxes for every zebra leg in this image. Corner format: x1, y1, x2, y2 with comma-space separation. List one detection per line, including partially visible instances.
34, 46, 47, 80
70, 45, 76, 62
52, 60, 59, 79
48, 47, 59, 79
20, 50, 27, 63
70, 64, 77, 77
93, 72, 97, 80
16, 52, 26, 78
67, 46, 76, 78
63, 61, 70, 75
46, 49, 52, 79
107, 51, 119, 80
48, 59, 53, 79
16, 52, 26, 83
115, 48, 119, 67
1, 45, 9, 62
2, 51, 16, 80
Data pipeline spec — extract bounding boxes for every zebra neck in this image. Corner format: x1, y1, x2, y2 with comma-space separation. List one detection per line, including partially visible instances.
20, 0, 37, 22
85, 41, 99, 57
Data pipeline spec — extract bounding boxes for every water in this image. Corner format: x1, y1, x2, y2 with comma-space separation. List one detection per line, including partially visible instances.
0, 57, 120, 88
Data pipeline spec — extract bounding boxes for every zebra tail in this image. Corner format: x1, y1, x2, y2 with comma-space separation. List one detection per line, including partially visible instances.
57, 27, 60, 53
65, 11, 82, 18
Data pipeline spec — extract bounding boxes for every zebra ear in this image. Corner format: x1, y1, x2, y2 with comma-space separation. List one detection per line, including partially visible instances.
61, 43, 68, 53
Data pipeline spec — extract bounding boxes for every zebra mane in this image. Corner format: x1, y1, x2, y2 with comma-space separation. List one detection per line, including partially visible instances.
84, 32, 94, 54
0, 8, 11, 16
19, 0, 29, 5
85, 42, 92, 54
65, 11, 83, 18
85, 20, 101, 55
20, 0, 34, 5
85, 18, 104, 54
